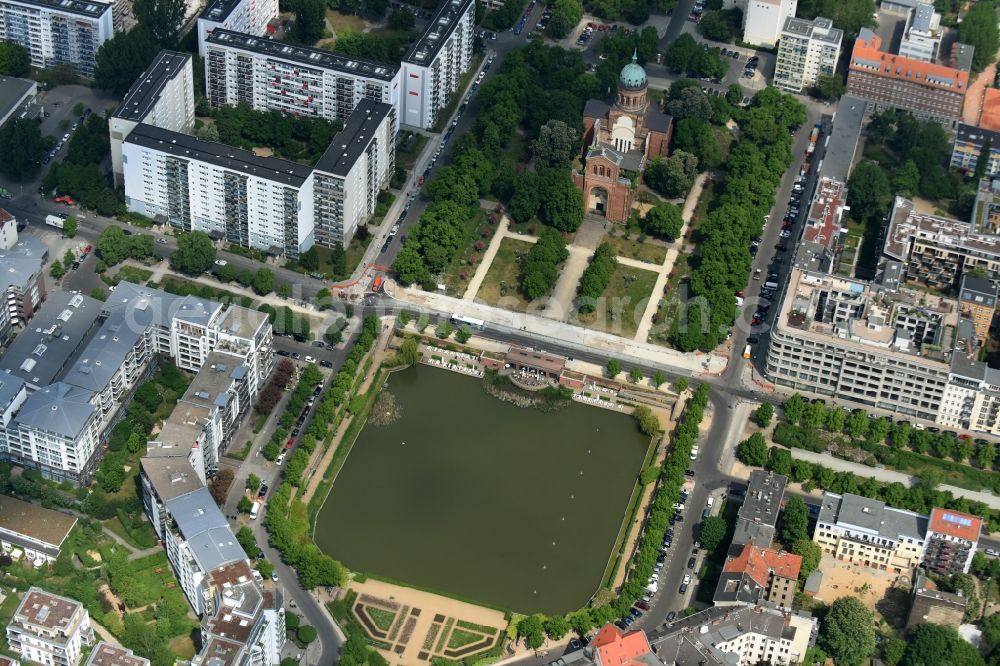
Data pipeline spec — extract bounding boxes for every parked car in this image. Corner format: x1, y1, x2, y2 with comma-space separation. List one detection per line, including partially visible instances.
687, 557, 696, 569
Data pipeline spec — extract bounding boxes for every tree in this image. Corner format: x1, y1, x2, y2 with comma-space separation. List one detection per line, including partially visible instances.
99, 465, 124, 492
767, 447, 792, 475
94, 28, 161, 95
246, 474, 261, 493
783, 393, 807, 424
0, 42, 29, 77
893, 159, 920, 198
654, 370, 666, 387
532, 120, 578, 168
236, 526, 257, 554
791, 539, 821, 580
959, 0, 999, 73
543, 614, 571, 640
90, 288, 107, 301
902, 623, 984, 666
847, 160, 892, 225
820, 597, 876, 666
976, 136, 993, 180
0, 117, 44, 180
297, 625, 318, 644
170, 231, 216, 274
642, 203, 683, 240
633, 405, 660, 436
397, 338, 420, 365
517, 615, 545, 650
753, 402, 774, 427
780, 496, 809, 544
699, 515, 727, 551
737, 432, 769, 466
456, 324, 473, 343
293, 0, 326, 43
645, 151, 698, 198
881, 637, 906, 666
538, 169, 583, 232
62, 217, 77, 238
667, 87, 713, 122
253, 268, 275, 295
547, 0, 583, 37
675, 377, 688, 393
133, 0, 184, 46
387, 7, 415, 29
698, 8, 739, 41
812, 74, 845, 100
49, 259, 65, 279
672, 118, 722, 168
237, 496, 253, 514
606, 358, 622, 378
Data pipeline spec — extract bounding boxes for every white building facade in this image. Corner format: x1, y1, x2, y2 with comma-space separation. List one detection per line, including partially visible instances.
122, 123, 316, 258
6, 588, 94, 666
0, 0, 112, 76
774, 16, 842, 92
743, 0, 797, 48
110, 50, 195, 185
400, 0, 475, 129
313, 100, 396, 248
204, 29, 401, 124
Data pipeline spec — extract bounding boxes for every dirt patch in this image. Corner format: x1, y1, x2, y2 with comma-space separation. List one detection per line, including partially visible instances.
252, 147, 274, 158
812, 554, 904, 609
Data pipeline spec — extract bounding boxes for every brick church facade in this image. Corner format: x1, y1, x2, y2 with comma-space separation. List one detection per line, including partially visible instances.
574, 53, 672, 223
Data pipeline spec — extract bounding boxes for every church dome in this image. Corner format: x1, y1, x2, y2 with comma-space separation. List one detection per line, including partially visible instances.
619, 51, 647, 90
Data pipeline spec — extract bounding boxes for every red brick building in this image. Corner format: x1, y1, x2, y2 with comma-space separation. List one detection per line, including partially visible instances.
574, 53, 672, 223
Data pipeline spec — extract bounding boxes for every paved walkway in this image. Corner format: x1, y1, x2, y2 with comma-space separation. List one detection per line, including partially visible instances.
633, 173, 708, 343
547, 218, 607, 320
92, 620, 123, 646
787, 447, 1000, 509
462, 217, 538, 301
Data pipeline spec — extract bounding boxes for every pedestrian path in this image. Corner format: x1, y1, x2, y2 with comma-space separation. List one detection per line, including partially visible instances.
461, 217, 537, 300
632, 173, 707, 343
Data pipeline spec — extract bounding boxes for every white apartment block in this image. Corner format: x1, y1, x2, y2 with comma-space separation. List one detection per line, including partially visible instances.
6, 587, 94, 666
204, 29, 401, 124
122, 123, 316, 259
0, 282, 274, 484
815, 492, 928, 573
0, 235, 47, 343
0, 209, 17, 250
401, 0, 475, 129
313, 99, 396, 248
110, 50, 195, 186
196, 0, 277, 56
898, 2, 942, 62
85, 642, 150, 666
742, 0, 796, 48
0, 0, 112, 76
774, 16, 842, 93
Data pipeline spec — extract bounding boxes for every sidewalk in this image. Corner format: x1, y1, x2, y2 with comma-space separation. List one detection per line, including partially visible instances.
787, 447, 1000, 510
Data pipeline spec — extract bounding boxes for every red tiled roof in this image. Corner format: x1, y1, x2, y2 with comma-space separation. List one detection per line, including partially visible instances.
0, 209, 12, 223
723, 542, 802, 586
849, 31, 969, 94
929, 507, 982, 542
591, 624, 654, 666
981, 88, 1000, 132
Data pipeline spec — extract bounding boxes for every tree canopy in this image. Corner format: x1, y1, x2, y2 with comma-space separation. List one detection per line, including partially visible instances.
902, 623, 984, 666
958, 1, 999, 73
169, 231, 216, 275
642, 203, 683, 241
133, 0, 185, 46
819, 597, 876, 666
0, 117, 44, 181
645, 151, 698, 199
780, 496, 810, 544
698, 515, 727, 551
95, 28, 162, 96
0, 42, 30, 77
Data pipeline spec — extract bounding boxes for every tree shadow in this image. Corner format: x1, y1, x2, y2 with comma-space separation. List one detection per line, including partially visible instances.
875, 586, 911, 630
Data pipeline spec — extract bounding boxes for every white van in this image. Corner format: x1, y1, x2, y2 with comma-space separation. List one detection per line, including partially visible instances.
250, 501, 261, 520
763, 280, 779, 290
707, 496, 714, 508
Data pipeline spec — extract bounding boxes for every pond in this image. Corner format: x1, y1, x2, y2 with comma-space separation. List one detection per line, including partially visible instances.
315, 364, 650, 614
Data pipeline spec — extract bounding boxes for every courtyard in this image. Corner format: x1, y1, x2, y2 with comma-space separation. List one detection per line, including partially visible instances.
315, 364, 653, 614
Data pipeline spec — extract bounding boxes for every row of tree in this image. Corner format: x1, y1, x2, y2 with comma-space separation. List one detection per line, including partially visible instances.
264, 316, 383, 590
520, 227, 570, 299
43, 112, 120, 214
96, 226, 155, 266
670, 88, 806, 351
576, 242, 618, 312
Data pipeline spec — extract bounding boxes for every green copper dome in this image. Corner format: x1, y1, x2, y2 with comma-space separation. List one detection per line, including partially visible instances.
619, 51, 646, 90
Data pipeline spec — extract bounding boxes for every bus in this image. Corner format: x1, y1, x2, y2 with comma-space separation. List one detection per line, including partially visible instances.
250, 501, 261, 520
451, 314, 485, 329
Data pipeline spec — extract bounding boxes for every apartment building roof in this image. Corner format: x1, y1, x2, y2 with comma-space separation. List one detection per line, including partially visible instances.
649, 604, 812, 666
315, 100, 394, 177
820, 96, 865, 183
206, 29, 398, 81
216, 305, 268, 339
156, 403, 211, 449
200, 0, 245, 23
723, 543, 802, 586
141, 458, 203, 502
125, 124, 313, 187
960, 274, 997, 306
0, 495, 76, 554
818, 491, 928, 541
12, 587, 84, 636
165, 487, 246, 572
404, 0, 474, 66
913, 574, 967, 606
114, 51, 191, 122
198, 637, 244, 666
739, 471, 785, 528
0, 291, 101, 388
849, 28, 970, 89
589, 624, 660, 666
204, 561, 265, 642
0, 235, 47, 296
182, 352, 241, 408
86, 641, 151, 666
928, 507, 982, 542
103, 281, 222, 329
11, 382, 96, 439
803, 178, 846, 252
0, 374, 25, 411
782, 16, 842, 45
62, 310, 145, 394
4, 0, 109, 18
885, 196, 1000, 263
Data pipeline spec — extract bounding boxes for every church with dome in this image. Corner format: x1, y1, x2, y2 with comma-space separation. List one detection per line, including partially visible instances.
574, 52, 673, 223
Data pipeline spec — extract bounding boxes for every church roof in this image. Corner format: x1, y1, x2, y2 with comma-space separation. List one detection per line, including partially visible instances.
619, 51, 647, 90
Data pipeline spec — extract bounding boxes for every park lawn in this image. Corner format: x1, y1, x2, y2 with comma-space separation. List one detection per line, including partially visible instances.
169, 634, 197, 659
324, 9, 365, 34
604, 235, 667, 266
475, 237, 534, 311
443, 208, 492, 295
576, 264, 658, 339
